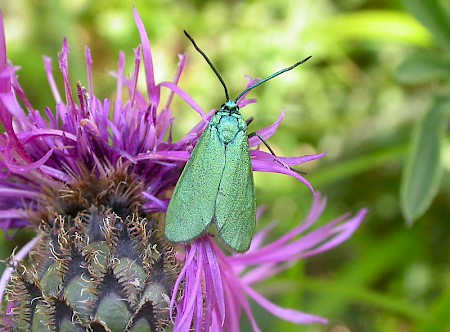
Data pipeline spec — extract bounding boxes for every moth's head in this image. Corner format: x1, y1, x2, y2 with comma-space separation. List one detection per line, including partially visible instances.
221, 100, 239, 114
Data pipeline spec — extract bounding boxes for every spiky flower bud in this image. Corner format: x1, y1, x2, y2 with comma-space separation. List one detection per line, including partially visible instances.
5, 169, 178, 331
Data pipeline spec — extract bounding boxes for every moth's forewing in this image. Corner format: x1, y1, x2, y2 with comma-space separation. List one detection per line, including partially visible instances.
165, 119, 225, 243
214, 117, 256, 253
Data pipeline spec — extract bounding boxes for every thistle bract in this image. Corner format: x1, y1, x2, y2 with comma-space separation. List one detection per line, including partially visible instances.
5, 170, 177, 331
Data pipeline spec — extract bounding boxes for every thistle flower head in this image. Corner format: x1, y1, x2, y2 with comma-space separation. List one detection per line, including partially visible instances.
0, 9, 191, 330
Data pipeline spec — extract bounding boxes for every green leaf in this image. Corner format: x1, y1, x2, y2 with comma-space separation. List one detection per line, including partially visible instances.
305, 10, 432, 48
417, 285, 450, 332
404, 0, 450, 52
400, 96, 449, 225
395, 52, 450, 84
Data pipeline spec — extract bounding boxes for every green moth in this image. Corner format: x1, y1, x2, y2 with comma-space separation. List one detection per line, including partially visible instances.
165, 31, 311, 252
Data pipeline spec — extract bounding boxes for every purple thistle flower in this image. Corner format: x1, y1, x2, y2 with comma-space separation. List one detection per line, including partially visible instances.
0, 8, 366, 331
171, 194, 367, 331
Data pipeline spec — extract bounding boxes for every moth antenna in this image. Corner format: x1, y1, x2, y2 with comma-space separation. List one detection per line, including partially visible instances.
234, 55, 312, 103
184, 30, 230, 101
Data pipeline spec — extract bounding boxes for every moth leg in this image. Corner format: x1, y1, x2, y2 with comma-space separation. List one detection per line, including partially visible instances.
248, 132, 276, 155
248, 131, 307, 175
245, 116, 254, 126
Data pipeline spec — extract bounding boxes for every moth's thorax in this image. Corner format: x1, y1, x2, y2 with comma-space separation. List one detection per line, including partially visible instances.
221, 100, 240, 114
211, 104, 247, 144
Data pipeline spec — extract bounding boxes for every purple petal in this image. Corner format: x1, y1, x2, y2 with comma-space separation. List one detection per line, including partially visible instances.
0, 188, 39, 199
175, 246, 204, 331
85, 46, 94, 94
4, 145, 54, 175
17, 129, 77, 144
58, 38, 75, 111
227, 279, 261, 332
240, 262, 291, 285
142, 193, 168, 212
130, 46, 141, 109
0, 14, 6, 74
165, 53, 188, 110
43, 56, 62, 103
159, 82, 207, 123
0, 210, 28, 220
236, 76, 260, 108
236, 194, 327, 262
0, 101, 35, 167
205, 239, 225, 325
170, 243, 198, 323
293, 209, 368, 259
248, 111, 284, 147
40, 165, 72, 182
251, 157, 314, 193
247, 222, 276, 252
135, 150, 190, 162
276, 152, 327, 166
251, 149, 326, 166
132, 8, 160, 106
114, 51, 125, 112
0, 92, 32, 128
11, 80, 35, 116
241, 282, 328, 325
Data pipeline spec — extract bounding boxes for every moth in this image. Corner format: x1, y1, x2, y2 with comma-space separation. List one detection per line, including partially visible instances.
165, 31, 311, 252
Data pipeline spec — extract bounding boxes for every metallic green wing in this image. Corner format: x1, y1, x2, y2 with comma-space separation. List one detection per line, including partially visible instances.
165, 123, 226, 243
214, 129, 256, 252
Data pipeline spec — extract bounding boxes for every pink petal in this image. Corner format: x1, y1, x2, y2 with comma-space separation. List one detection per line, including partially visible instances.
170, 243, 198, 322
0, 210, 28, 220
58, 38, 75, 110
0, 188, 39, 199
114, 51, 125, 112
4, 145, 54, 174
205, 240, 225, 325
132, 8, 160, 106
248, 111, 285, 147
251, 158, 314, 193
84, 46, 94, 94
293, 209, 368, 259
135, 150, 190, 162
0, 14, 6, 74
176, 246, 204, 331
159, 82, 207, 123
241, 282, 328, 325
43, 56, 62, 103
165, 53, 188, 110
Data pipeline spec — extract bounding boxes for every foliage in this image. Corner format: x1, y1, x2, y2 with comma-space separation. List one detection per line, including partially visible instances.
397, 0, 450, 224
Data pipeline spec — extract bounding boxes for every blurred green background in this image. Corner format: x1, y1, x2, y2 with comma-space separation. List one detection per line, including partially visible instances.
1, 0, 449, 331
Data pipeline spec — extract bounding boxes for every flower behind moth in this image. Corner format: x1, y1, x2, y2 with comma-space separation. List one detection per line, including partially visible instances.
171, 194, 367, 331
